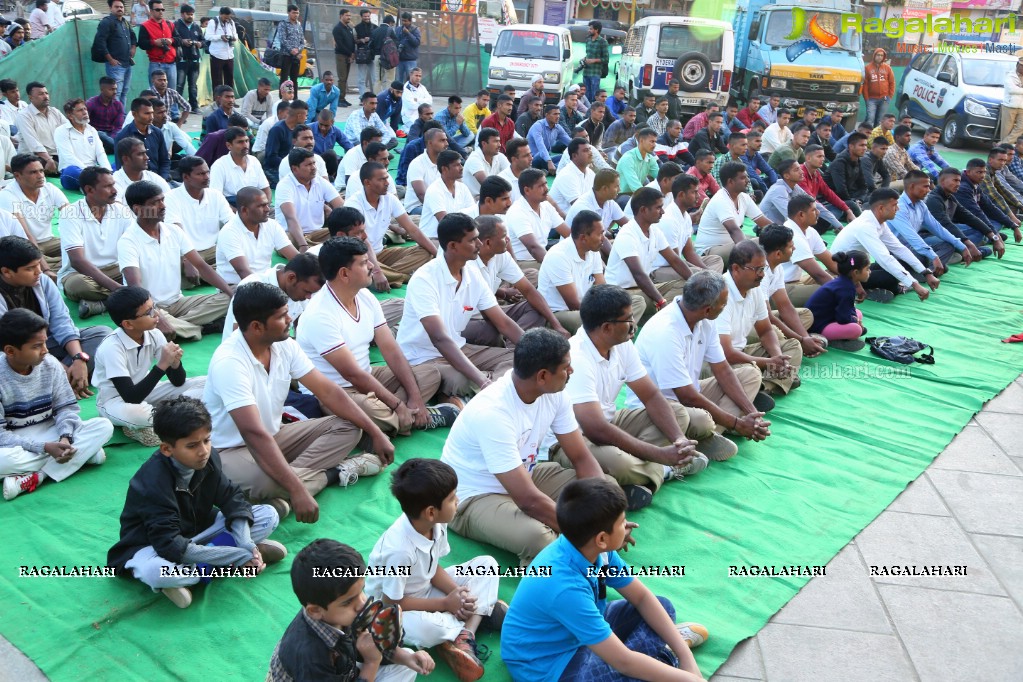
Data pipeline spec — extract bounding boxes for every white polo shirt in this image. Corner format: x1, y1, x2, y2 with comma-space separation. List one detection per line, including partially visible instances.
57, 199, 134, 288
366, 514, 449, 602
205, 331, 315, 449
93, 327, 174, 407
652, 200, 693, 268
274, 173, 340, 233
565, 190, 625, 234
441, 371, 578, 502
345, 170, 396, 200
404, 153, 440, 212
112, 169, 170, 203
164, 186, 233, 252
116, 221, 193, 306
296, 285, 386, 390
345, 192, 407, 253
397, 257, 499, 365
717, 272, 769, 351
566, 329, 647, 421
474, 252, 524, 293
209, 153, 270, 197
624, 180, 663, 219
222, 265, 309, 341
497, 167, 522, 203
626, 298, 725, 407
759, 262, 786, 300
605, 220, 670, 288
215, 215, 292, 285
53, 123, 110, 172
693, 189, 764, 254
252, 115, 278, 154
783, 219, 827, 282
538, 238, 604, 313
277, 153, 328, 184
462, 148, 510, 198
339, 145, 367, 184
506, 197, 563, 261
549, 162, 595, 213
0, 181, 66, 244
419, 179, 476, 240
0, 208, 23, 239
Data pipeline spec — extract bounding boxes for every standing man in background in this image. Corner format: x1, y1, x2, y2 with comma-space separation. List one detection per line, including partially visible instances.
93, 0, 137, 106
582, 21, 609, 103
174, 5, 204, 113
396, 12, 421, 84
332, 8, 355, 108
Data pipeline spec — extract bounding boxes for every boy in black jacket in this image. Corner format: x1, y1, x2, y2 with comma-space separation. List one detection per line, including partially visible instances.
107, 396, 286, 609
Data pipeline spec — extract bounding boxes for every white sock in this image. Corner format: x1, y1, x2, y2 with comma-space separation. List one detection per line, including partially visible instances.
663, 465, 673, 480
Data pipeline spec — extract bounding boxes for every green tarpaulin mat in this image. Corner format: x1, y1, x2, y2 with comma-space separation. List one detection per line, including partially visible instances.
0, 147, 1020, 681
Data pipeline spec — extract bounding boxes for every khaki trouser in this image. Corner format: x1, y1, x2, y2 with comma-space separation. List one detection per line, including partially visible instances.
38, 237, 61, 271
750, 308, 814, 343
381, 298, 404, 329
699, 363, 763, 433
702, 242, 736, 262
378, 245, 433, 279
515, 259, 541, 287
158, 292, 231, 341
335, 55, 352, 98
742, 336, 803, 394
651, 253, 725, 283
999, 106, 1023, 146
341, 364, 443, 436
449, 461, 579, 566
418, 343, 514, 397
63, 262, 122, 302
625, 280, 685, 324
217, 416, 363, 502
785, 281, 821, 308
462, 300, 546, 347
554, 292, 648, 335
292, 227, 330, 247
181, 245, 218, 290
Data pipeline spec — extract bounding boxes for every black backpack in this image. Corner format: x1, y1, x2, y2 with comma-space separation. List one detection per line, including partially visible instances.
867, 336, 934, 365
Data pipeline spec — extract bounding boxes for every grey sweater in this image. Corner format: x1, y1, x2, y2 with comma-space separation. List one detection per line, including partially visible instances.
0, 355, 81, 453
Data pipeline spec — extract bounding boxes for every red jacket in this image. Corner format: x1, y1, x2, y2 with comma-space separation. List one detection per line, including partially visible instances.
861, 48, 895, 100
139, 19, 177, 64
736, 107, 762, 129
799, 164, 849, 212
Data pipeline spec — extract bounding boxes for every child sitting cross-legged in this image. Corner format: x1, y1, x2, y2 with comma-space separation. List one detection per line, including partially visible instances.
107, 396, 286, 609
367, 458, 505, 682
93, 286, 207, 447
502, 477, 710, 682
0, 309, 114, 501
268, 538, 435, 681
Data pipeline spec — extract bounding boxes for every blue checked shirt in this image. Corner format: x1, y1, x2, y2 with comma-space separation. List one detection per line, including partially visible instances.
343, 108, 394, 147
907, 141, 950, 182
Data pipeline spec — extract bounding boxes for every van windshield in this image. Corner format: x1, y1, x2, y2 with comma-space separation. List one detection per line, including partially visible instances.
764, 12, 861, 52
962, 58, 1015, 87
494, 30, 561, 60
657, 25, 724, 62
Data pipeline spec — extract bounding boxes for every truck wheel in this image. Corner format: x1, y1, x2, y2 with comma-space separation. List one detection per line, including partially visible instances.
673, 52, 713, 93
942, 113, 964, 148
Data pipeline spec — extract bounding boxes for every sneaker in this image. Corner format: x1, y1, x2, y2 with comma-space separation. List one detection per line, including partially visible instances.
865, 288, 895, 303
338, 99, 352, 107
948, 252, 963, 265
676, 622, 709, 648
3, 471, 46, 501
479, 599, 508, 633
829, 338, 866, 352
256, 540, 288, 565
78, 299, 106, 320
162, 587, 193, 609
437, 630, 484, 682
809, 333, 829, 350
752, 391, 776, 413
978, 246, 993, 258
336, 453, 384, 487
87, 449, 106, 466
669, 453, 709, 481
123, 426, 162, 447
268, 498, 291, 520
698, 433, 738, 462
200, 319, 225, 337
423, 403, 460, 429
622, 484, 653, 511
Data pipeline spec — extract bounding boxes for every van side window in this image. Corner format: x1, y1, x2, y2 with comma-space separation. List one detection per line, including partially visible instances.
624, 27, 645, 57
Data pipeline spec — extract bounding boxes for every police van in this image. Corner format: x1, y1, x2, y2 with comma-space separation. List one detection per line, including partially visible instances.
897, 50, 1018, 147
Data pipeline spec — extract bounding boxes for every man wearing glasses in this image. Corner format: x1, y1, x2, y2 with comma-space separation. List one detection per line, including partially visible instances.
138, 0, 178, 87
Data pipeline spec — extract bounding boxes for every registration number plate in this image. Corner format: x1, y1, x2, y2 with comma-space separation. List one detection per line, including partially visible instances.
679, 97, 702, 106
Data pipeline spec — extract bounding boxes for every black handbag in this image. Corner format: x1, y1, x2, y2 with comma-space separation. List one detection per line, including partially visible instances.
263, 26, 286, 68
866, 336, 935, 365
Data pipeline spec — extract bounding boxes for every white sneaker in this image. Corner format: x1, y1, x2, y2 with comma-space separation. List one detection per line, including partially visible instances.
676, 622, 709, 648
162, 587, 193, 608
3, 471, 46, 501
336, 453, 384, 487
87, 449, 107, 466
669, 453, 709, 481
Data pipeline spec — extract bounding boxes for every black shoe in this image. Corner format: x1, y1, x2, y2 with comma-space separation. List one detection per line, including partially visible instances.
622, 484, 653, 511
753, 391, 776, 413
200, 319, 225, 337
864, 288, 895, 303
829, 338, 866, 352
479, 599, 508, 632
338, 99, 352, 107
424, 403, 460, 429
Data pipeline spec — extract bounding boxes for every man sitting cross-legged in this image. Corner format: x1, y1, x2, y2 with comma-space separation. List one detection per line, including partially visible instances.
397, 213, 523, 401
209, 127, 272, 206
215, 187, 300, 286
630, 270, 768, 460
276, 148, 344, 250
780, 194, 837, 307
296, 236, 459, 437
718, 240, 802, 401
757, 224, 827, 359
692, 162, 772, 262
118, 181, 234, 342
164, 156, 234, 283
506, 168, 569, 276
550, 284, 703, 510
112, 137, 170, 199
221, 253, 324, 341
441, 328, 609, 567
205, 281, 396, 524
660, 174, 722, 275
462, 215, 570, 347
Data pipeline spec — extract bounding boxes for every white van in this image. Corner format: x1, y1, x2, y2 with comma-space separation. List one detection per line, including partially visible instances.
617, 16, 734, 115
485, 24, 575, 104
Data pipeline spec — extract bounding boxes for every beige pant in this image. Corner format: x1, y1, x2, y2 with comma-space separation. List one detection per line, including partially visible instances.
999, 106, 1023, 146
554, 292, 648, 335
785, 281, 821, 308
181, 245, 218, 290
381, 298, 404, 329
342, 364, 443, 436
887, 179, 904, 194
63, 262, 122, 302
418, 343, 514, 397
295, 227, 330, 247
159, 292, 231, 341
751, 308, 814, 342
38, 237, 61, 271
218, 416, 363, 502
378, 245, 433, 279
462, 300, 546, 347
651, 254, 725, 282
702, 242, 735, 262
515, 259, 541, 287
449, 461, 579, 566
625, 280, 685, 324
742, 336, 803, 394
699, 363, 763, 433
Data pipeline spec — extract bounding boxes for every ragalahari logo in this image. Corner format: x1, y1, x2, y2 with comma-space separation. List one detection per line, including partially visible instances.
784, 8, 839, 62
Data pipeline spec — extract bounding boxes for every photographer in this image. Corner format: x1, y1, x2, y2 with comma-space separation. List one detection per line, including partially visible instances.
204, 6, 237, 89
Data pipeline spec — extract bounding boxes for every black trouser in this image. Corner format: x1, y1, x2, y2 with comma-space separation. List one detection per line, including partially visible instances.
322, 150, 340, 182
280, 54, 301, 85
177, 61, 200, 110
865, 259, 921, 294
210, 57, 234, 88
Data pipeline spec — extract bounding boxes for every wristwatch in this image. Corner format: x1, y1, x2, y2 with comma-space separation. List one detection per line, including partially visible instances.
920, 268, 933, 276
60, 434, 74, 445
72, 351, 90, 363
